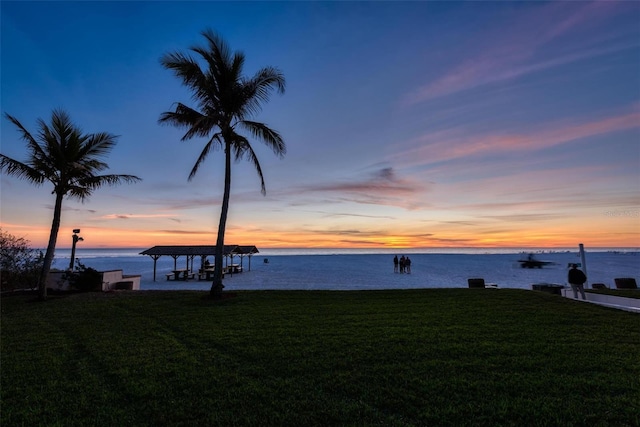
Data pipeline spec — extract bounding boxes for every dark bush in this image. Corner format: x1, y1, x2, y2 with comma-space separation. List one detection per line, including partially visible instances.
64, 260, 103, 291
0, 229, 46, 292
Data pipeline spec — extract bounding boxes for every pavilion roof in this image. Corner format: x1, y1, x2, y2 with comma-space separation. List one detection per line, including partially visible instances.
139, 245, 259, 257
235, 245, 260, 255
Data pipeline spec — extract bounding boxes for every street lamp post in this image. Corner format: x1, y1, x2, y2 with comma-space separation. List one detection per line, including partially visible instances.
69, 229, 84, 271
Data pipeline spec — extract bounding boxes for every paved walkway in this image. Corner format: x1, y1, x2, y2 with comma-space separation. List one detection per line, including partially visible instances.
561, 288, 640, 313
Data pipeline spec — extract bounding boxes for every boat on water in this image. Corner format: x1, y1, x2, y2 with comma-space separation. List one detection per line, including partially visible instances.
517, 254, 555, 268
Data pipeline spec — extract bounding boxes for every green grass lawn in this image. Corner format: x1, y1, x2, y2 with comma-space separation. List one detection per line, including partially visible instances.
2, 289, 639, 426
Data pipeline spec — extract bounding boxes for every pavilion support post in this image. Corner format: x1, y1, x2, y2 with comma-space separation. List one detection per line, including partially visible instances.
171, 255, 178, 271
150, 255, 161, 281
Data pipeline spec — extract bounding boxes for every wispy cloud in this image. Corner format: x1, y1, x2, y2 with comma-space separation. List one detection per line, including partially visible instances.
100, 213, 179, 220
321, 212, 395, 220
308, 167, 419, 195
394, 107, 640, 167
403, 1, 636, 105
479, 213, 566, 223
283, 167, 431, 210
158, 229, 209, 235
43, 205, 97, 214
288, 209, 395, 220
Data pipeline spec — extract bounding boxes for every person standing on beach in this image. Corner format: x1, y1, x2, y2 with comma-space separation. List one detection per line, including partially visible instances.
405, 256, 412, 274
568, 264, 587, 300
399, 255, 406, 273
393, 255, 399, 273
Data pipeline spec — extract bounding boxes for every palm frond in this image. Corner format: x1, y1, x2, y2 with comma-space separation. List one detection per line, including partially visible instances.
0, 154, 46, 185
4, 113, 49, 163
234, 135, 266, 195
50, 109, 76, 148
188, 133, 222, 181
65, 185, 93, 201
240, 120, 286, 158
240, 67, 286, 117
65, 173, 141, 202
80, 174, 142, 190
80, 132, 119, 162
159, 103, 220, 141
160, 51, 208, 98
199, 28, 235, 76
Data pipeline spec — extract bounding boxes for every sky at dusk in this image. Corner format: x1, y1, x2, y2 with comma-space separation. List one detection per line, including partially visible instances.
1, 1, 639, 249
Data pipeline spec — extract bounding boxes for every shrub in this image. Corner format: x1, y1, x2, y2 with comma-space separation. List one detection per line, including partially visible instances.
0, 229, 45, 291
63, 260, 103, 291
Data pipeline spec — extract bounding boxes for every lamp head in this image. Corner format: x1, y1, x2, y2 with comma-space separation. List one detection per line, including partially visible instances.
73, 229, 81, 234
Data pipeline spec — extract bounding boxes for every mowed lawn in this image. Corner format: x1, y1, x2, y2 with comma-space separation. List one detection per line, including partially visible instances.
2, 289, 639, 426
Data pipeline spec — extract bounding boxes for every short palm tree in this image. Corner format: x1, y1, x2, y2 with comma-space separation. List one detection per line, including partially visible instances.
159, 29, 286, 298
0, 110, 141, 300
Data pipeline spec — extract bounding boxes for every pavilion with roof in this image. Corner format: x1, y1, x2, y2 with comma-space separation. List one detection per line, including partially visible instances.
140, 245, 259, 281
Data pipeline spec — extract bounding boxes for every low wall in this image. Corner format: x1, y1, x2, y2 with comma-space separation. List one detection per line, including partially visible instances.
101, 270, 141, 291
46, 270, 140, 291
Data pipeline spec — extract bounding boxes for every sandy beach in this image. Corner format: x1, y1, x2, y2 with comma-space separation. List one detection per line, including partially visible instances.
51, 248, 640, 292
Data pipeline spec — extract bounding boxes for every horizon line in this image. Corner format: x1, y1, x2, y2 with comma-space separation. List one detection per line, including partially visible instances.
54, 245, 640, 250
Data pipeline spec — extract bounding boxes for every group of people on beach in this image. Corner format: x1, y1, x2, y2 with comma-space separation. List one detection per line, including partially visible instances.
393, 255, 411, 274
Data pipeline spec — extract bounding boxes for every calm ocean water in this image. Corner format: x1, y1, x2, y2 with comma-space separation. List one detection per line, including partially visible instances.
51, 247, 640, 291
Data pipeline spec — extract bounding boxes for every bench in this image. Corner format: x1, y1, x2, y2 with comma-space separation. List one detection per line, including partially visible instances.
166, 271, 194, 281
468, 278, 485, 289
198, 271, 225, 280
614, 278, 638, 289
223, 265, 243, 274
531, 283, 564, 295
113, 281, 133, 290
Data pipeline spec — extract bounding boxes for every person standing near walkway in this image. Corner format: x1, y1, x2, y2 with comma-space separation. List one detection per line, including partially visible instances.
568, 264, 587, 300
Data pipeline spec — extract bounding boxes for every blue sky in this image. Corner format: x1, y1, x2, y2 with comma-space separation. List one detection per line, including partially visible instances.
1, 1, 639, 249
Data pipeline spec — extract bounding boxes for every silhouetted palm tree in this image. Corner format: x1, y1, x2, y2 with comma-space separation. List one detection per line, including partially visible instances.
0, 110, 141, 300
159, 29, 286, 298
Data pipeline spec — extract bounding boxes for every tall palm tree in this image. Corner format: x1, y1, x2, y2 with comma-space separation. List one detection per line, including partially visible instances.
159, 29, 286, 298
0, 109, 141, 300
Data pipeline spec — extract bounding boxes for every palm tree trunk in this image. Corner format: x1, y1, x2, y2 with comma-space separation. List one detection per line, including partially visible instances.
38, 191, 64, 300
210, 140, 232, 299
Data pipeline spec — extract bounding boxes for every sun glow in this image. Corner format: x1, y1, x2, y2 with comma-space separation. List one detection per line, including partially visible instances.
11, 221, 634, 250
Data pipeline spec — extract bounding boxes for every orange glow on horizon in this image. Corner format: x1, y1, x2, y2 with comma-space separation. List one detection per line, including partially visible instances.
4, 223, 637, 250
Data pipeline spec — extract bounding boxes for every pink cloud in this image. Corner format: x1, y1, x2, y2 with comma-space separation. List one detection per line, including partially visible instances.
403, 1, 633, 105
256, 167, 432, 211
394, 108, 640, 166
100, 213, 178, 220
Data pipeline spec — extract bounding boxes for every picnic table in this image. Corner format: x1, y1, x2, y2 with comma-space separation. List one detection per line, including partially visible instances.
199, 268, 216, 281
167, 269, 193, 281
